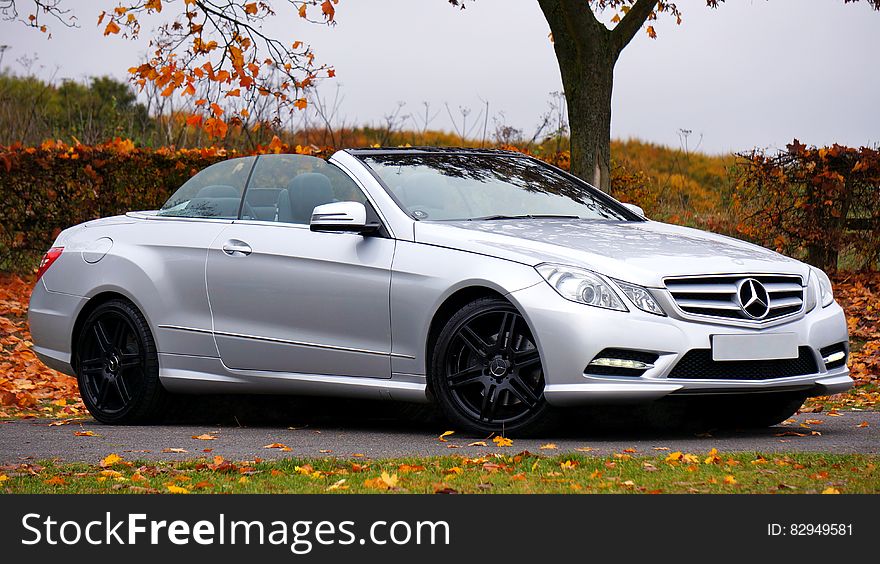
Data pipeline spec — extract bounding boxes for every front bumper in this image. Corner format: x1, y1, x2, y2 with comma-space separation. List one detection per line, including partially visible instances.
507, 281, 853, 407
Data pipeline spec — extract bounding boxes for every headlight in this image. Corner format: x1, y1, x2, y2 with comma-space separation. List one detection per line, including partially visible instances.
812, 267, 834, 308
614, 280, 666, 316
805, 267, 834, 311
536, 264, 627, 312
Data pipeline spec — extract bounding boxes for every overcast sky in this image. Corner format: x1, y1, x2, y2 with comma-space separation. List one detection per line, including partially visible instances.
3, 0, 878, 153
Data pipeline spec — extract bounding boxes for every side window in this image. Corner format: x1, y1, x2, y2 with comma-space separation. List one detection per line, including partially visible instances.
242, 154, 367, 224
158, 157, 255, 219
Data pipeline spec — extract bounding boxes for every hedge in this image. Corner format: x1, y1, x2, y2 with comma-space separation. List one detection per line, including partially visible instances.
735, 141, 880, 271
0, 138, 328, 272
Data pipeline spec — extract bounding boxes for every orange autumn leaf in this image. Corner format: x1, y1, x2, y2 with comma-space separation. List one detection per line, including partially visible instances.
203, 117, 229, 139
100, 453, 123, 467
244, 2, 258, 15
103, 21, 121, 35
492, 436, 513, 447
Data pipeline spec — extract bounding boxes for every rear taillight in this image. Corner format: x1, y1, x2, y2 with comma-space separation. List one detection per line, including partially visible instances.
36, 247, 64, 282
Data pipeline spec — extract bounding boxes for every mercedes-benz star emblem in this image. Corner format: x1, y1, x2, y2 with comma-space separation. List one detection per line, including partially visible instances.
488, 357, 509, 378
737, 278, 771, 319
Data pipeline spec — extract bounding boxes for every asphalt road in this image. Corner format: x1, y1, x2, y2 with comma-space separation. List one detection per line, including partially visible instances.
1, 398, 877, 463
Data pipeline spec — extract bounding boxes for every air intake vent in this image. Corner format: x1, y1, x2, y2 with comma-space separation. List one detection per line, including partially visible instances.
665, 274, 804, 323
668, 347, 818, 380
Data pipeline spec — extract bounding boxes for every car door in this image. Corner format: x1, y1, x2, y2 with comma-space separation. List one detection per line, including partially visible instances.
146, 157, 257, 358
205, 154, 395, 378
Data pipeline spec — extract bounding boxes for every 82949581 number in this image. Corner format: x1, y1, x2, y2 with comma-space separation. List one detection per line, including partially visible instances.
768, 523, 853, 536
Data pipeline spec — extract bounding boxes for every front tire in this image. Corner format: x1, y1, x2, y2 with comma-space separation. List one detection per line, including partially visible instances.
75, 299, 167, 424
430, 297, 555, 436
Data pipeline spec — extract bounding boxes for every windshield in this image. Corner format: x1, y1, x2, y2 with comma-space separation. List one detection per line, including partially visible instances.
360, 153, 632, 221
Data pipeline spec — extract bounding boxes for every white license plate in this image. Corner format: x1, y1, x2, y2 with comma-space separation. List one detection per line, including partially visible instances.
711, 333, 799, 361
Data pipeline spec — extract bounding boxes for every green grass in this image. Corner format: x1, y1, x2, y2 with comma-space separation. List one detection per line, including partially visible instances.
2, 451, 878, 494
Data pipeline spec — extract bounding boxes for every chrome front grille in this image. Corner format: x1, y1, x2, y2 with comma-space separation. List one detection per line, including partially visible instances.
665, 274, 804, 323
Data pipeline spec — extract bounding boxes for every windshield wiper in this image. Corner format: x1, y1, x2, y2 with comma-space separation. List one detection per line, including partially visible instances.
468, 214, 582, 221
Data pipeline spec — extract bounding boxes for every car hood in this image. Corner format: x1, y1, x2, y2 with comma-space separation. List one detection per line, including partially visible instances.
414, 219, 809, 287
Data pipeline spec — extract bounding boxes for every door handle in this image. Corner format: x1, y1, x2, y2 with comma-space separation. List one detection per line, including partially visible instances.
222, 240, 252, 256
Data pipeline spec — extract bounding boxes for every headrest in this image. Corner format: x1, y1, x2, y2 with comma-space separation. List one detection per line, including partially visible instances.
196, 184, 240, 198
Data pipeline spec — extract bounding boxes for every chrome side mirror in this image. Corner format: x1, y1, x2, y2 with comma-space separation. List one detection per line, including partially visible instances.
310, 201, 380, 234
622, 202, 646, 218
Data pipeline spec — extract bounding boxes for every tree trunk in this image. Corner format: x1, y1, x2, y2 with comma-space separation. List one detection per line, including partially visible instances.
538, 0, 658, 193
558, 36, 615, 193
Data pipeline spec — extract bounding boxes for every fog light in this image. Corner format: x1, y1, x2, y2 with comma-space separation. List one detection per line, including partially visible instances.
588, 357, 655, 371
822, 351, 846, 365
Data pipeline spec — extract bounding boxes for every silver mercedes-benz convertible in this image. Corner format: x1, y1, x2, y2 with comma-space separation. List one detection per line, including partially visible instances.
28, 148, 852, 434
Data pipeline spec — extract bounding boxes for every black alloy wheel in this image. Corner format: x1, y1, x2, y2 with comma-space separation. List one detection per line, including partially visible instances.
76, 299, 166, 423
432, 297, 554, 435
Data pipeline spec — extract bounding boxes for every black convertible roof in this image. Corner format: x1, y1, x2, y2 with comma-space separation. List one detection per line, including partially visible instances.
345, 146, 526, 157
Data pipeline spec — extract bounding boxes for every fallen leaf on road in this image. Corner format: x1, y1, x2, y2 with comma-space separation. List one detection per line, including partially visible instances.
263, 443, 292, 452
805, 419, 824, 425
74, 430, 97, 437
857, 421, 869, 428
467, 441, 487, 447
438, 430, 455, 442
575, 447, 594, 452
192, 434, 217, 440
539, 443, 557, 450
161, 448, 188, 454
493, 436, 513, 447
48, 420, 72, 426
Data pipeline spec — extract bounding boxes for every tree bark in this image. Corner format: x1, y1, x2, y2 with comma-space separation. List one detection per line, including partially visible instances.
538, 0, 658, 193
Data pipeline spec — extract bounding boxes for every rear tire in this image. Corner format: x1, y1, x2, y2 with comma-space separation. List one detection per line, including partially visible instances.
430, 297, 557, 436
695, 392, 807, 429
75, 299, 167, 424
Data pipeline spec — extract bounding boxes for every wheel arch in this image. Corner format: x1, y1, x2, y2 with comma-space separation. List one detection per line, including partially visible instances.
425, 285, 542, 392
70, 290, 150, 369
